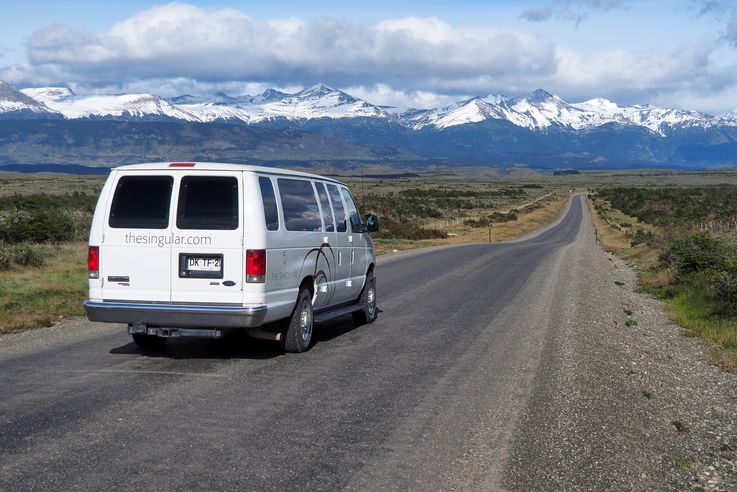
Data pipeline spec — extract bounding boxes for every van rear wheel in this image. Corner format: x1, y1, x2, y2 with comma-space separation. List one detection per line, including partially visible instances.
353, 272, 378, 325
284, 288, 314, 353
132, 333, 167, 348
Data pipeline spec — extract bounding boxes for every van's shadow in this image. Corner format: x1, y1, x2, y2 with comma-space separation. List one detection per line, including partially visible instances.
108, 312, 375, 360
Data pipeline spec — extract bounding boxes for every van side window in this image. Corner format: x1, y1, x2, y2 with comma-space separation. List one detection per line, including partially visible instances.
327, 184, 347, 233
177, 176, 238, 230
278, 179, 322, 232
317, 183, 335, 232
259, 177, 279, 231
341, 188, 362, 231
109, 176, 173, 229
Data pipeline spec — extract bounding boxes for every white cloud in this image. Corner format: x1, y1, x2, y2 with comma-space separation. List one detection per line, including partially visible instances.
1, 2, 737, 113
342, 84, 461, 110
9, 3, 556, 90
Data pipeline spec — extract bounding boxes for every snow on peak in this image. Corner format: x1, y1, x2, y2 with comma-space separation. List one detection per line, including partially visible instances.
6, 81, 730, 133
32, 92, 199, 121
573, 98, 619, 112
21, 87, 75, 102
0, 81, 58, 115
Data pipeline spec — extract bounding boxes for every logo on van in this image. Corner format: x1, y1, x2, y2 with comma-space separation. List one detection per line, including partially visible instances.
281, 251, 288, 265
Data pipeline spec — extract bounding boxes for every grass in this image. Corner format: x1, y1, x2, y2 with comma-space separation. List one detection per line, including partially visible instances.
665, 287, 737, 371
373, 193, 570, 256
588, 195, 737, 371
0, 242, 87, 334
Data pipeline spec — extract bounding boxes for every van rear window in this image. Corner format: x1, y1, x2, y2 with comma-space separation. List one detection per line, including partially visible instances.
109, 176, 173, 229
278, 179, 322, 232
177, 176, 238, 230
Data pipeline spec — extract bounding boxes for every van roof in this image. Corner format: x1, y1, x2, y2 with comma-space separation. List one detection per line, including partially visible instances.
114, 162, 346, 185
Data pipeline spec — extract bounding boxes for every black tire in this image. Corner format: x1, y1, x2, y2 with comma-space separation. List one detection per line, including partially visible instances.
284, 288, 314, 353
353, 272, 378, 325
132, 333, 167, 348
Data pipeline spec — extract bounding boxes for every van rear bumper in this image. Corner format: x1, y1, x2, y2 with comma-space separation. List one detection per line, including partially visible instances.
83, 300, 268, 328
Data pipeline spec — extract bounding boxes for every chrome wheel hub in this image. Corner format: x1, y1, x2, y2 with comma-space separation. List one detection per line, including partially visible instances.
367, 282, 376, 317
299, 299, 313, 342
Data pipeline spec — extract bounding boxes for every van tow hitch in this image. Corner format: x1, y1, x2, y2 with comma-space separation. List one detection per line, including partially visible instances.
128, 323, 222, 338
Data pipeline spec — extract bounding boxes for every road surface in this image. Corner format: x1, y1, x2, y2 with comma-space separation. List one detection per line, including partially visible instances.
2, 196, 598, 490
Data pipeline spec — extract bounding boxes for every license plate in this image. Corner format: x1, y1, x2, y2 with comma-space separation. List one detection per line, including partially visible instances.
179, 253, 223, 278
188, 257, 221, 271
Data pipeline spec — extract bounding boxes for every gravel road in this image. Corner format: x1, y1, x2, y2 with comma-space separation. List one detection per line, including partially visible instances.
0, 195, 735, 491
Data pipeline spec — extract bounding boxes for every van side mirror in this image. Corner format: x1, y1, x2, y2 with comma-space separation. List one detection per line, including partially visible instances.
365, 213, 379, 233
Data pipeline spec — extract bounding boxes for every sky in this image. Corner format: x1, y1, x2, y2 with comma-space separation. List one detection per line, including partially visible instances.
1, 0, 737, 113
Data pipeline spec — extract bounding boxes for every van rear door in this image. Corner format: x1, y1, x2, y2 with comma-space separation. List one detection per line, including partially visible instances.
101, 173, 174, 302
170, 172, 244, 304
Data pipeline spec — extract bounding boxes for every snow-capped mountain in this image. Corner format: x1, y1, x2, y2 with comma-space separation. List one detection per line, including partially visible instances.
167, 84, 391, 124
21, 87, 198, 122
407, 89, 733, 135
4, 80, 733, 135
0, 81, 60, 118
4, 79, 737, 171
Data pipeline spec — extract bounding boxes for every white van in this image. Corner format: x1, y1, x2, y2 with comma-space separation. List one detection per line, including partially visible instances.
84, 162, 379, 352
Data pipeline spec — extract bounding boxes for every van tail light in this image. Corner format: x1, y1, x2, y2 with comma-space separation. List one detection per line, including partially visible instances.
246, 249, 266, 283
88, 246, 99, 279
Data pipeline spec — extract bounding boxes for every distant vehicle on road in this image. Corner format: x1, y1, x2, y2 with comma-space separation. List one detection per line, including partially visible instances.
84, 162, 379, 352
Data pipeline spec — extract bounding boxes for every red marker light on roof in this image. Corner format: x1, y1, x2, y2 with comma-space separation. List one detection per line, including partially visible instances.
169, 162, 196, 167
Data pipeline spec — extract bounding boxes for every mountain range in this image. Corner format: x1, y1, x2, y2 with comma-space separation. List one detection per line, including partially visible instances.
1, 80, 736, 170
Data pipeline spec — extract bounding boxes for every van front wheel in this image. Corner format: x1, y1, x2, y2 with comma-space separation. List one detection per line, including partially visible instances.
284, 288, 314, 353
353, 272, 378, 325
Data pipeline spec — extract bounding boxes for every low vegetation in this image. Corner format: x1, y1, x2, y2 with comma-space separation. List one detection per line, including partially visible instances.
590, 186, 737, 369
0, 242, 86, 334
346, 177, 563, 254
0, 188, 97, 334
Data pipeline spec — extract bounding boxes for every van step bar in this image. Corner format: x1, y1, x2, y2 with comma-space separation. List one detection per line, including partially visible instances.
314, 304, 361, 324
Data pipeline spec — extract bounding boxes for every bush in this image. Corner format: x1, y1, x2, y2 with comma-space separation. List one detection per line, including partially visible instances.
374, 217, 445, 240
712, 268, 737, 316
0, 247, 10, 271
0, 244, 46, 269
0, 208, 78, 243
0, 192, 94, 244
630, 229, 656, 247
11, 244, 45, 268
464, 211, 518, 227
659, 234, 733, 280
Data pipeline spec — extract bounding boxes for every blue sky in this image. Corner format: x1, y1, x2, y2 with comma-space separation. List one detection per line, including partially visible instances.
2, 0, 736, 112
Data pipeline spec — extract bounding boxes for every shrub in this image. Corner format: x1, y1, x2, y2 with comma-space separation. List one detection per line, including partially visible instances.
712, 269, 737, 316
463, 210, 519, 228
631, 229, 656, 247
0, 244, 46, 269
659, 234, 732, 280
373, 217, 446, 240
11, 244, 45, 268
0, 208, 78, 243
0, 246, 10, 271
